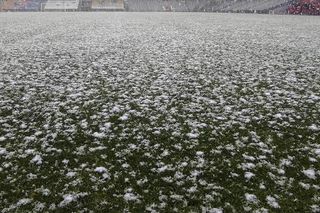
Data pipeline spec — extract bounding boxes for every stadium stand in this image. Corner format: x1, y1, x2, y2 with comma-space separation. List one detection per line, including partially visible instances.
44, 0, 79, 11
200, 0, 289, 13
79, 0, 91, 10
0, 0, 319, 14
1, 0, 16, 11
126, 0, 162, 11
0, 0, 44, 11
288, 0, 320, 15
126, 0, 208, 12
91, 0, 124, 10
126, 0, 293, 13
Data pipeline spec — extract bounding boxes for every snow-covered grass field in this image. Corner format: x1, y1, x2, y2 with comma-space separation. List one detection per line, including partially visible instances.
0, 12, 320, 212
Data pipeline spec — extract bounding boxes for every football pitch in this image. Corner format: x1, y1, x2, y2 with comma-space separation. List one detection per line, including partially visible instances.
0, 12, 319, 212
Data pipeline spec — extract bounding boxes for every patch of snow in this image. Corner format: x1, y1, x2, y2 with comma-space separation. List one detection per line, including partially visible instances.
17, 198, 32, 206
94, 166, 108, 173
58, 194, 77, 207
124, 192, 138, 201
66, 172, 77, 178
245, 193, 258, 204
242, 154, 255, 161
20, 123, 27, 129
274, 113, 282, 119
311, 205, 320, 213
158, 165, 168, 173
205, 208, 223, 213
266, 196, 280, 208
245, 172, 255, 180
30, 155, 42, 165
299, 182, 310, 190
187, 133, 199, 139
187, 186, 197, 193
111, 106, 121, 113
34, 202, 45, 211
104, 122, 112, 129
92, 132, 106, 139
25, 149, 35, 155
119, 114, 129, 121
302, 168, 317, 180
242, 163, 256, 170
122, 163, 130, 168
196, 151, 204, 156
0, 148, 7, 155
309, 124, 319, 131
34, 131, 42, 136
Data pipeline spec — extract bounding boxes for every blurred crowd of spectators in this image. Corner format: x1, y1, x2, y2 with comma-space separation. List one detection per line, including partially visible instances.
0, 0, 45, 11
1, 0, 320, 14
288, 0, 320, 14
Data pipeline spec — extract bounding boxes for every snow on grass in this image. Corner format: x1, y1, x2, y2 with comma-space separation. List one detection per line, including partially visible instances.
244, 172, 255, 180
245, 193, 259, 204
0, 12, 319, 212
94, 167, 108, 174
92, 132, 106, 139
0, 148, 7, 155
58, 194, 77, 208
302, 168, 317, 180
266, 196, 280, 209
124, 192, 139, 202
30, 154, 43, 165
309, 124, 319, 131
16, 198, 32, 207
187, 132, 199, 139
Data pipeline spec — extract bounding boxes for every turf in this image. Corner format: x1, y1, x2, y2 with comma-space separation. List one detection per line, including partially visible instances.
0, 12, 319, 212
